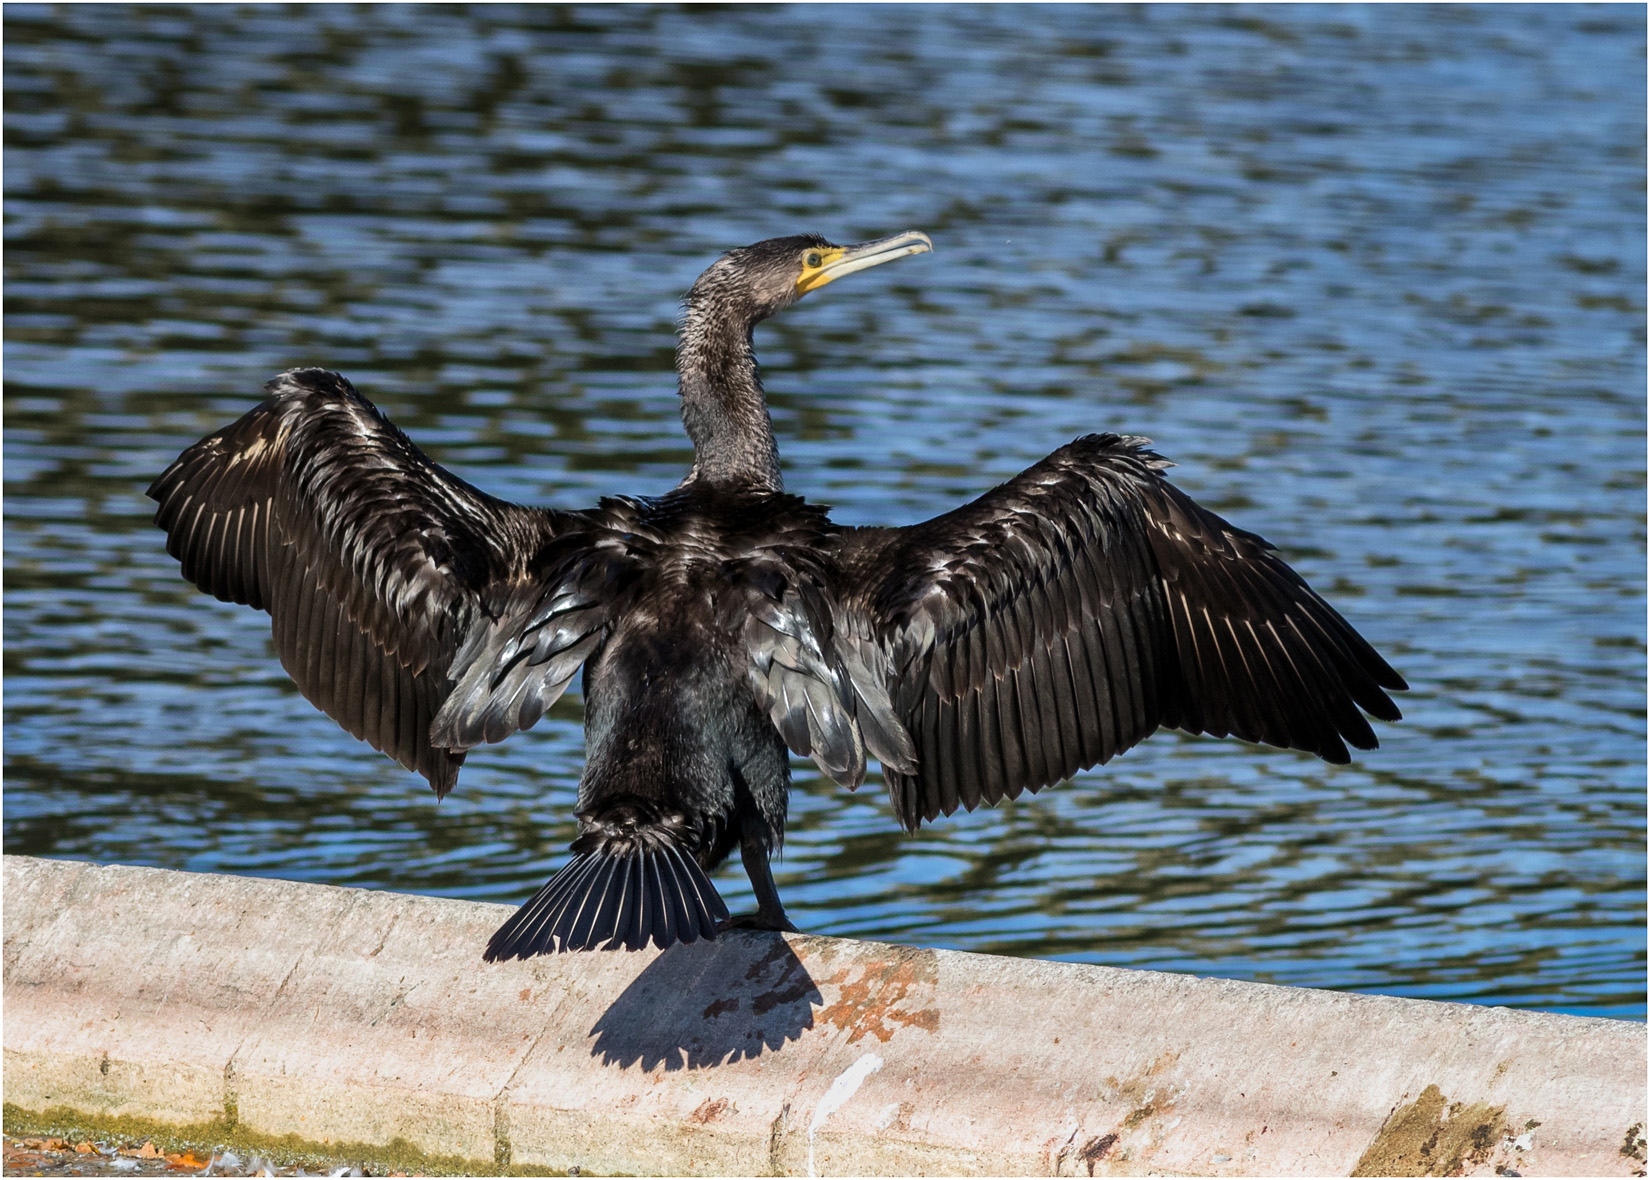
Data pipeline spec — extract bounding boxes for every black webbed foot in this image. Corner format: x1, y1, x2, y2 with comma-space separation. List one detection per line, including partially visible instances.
718, 910, 800, 934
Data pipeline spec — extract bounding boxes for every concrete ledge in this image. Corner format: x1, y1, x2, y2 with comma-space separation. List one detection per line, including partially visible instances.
3, 855, 1643, 1176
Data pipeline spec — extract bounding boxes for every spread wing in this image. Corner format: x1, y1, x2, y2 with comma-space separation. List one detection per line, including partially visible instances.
831, 433, 1407, 831
148, 367, 621, 796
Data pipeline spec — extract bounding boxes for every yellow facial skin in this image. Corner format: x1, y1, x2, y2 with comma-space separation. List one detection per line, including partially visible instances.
795, 247, 848, 294
795, 230, 934, 295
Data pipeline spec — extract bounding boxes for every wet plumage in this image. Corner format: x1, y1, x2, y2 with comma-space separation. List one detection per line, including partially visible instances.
149, 231, 1406, 960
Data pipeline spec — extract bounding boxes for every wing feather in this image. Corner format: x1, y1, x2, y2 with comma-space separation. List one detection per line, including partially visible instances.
1063, 628, 1101, 768
955, 632, 987, 812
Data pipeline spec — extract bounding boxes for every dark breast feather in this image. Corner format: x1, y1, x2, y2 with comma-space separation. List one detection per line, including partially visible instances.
147, 368, 572, 796
830, 433, 1407, 832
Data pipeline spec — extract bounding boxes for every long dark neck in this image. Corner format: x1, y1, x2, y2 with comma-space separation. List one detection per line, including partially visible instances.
676, 292, 782, 491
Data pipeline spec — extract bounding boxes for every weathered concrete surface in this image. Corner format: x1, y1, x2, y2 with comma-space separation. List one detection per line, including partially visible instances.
4, 855, 1643, 1177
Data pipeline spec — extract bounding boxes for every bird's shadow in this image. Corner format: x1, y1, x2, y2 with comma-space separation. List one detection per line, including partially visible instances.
589, 929, 820, 1071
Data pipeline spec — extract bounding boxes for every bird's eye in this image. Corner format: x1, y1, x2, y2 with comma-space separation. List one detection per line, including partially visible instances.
804, 251, 823, 269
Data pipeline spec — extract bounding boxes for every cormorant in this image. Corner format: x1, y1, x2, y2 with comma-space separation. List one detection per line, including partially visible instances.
149, 230, 1406, 961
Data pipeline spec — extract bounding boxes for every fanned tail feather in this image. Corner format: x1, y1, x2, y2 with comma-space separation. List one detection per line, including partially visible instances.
483, 846, 730, 960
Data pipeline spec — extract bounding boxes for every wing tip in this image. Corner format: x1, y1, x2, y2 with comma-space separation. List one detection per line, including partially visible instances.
1319, 740, 1354, 765
426, 753, 464, 800
1364, 695, 1404, 725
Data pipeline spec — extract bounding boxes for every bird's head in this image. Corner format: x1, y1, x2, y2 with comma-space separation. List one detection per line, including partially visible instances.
684, 230, 933, 325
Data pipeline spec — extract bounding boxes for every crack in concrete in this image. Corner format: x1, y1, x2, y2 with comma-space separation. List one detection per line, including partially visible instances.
221, 888, 370, 1130
489, 967, 584, 1172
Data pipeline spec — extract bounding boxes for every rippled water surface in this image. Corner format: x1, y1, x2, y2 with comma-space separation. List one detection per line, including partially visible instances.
5, 4, 1644, 1017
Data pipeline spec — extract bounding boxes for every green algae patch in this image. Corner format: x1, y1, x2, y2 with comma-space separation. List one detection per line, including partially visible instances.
3, 1102, 569, 1176
1351, 1084, 1507, 1177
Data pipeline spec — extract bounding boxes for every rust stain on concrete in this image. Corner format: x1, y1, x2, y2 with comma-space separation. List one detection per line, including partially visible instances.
1104, 1049, 1180, 1106
744, 939, 794, 982
700, 997, 738, 1020
1078, 1132, 1117, 1176
1084, 1051, 1185, 1170
883, 1101, 914, 1134
815, 948, 940, 1044
1122, 1102, 1156, 1131
745, 940, 815, 1018
688, 1097, 732, 1124
1352, 1084, 1506, 1177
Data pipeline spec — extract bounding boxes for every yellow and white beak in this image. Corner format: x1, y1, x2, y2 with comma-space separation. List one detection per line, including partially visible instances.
796, 230, 933, 295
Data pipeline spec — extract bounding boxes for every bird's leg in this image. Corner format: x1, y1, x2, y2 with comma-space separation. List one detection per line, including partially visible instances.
722, 821, 799, 934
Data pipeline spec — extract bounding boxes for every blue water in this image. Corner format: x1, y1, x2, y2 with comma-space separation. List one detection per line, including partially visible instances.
4, 4, 1643, 1018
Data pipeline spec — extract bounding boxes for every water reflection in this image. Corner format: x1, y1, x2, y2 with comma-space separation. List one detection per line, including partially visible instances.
4, 4, 1643, 1018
